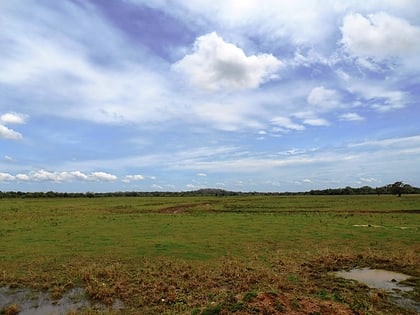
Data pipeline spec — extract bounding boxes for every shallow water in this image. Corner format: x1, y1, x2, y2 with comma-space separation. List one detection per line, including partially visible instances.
334, 268, 419, 312
334, 268, 412, 291
0, 287, 88, 314
0, 286, 124, 314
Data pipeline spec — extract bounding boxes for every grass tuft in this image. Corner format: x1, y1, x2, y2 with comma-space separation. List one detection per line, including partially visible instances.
1, 304, 21, 315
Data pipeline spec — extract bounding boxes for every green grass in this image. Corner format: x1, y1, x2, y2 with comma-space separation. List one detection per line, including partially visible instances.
1, 195, 418, 262
0, 195, 419, 314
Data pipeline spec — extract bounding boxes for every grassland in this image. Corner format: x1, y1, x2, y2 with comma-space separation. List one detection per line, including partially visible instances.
0, 194, 419, 314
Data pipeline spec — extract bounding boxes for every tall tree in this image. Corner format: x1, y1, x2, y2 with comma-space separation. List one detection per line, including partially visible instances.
390, 181, 404, 197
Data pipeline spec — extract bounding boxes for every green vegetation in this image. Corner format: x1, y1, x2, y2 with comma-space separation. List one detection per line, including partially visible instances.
0, 195, 419, 314
1, 181, 420, 198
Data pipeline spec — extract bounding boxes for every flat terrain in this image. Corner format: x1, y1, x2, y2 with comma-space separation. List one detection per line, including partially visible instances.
0, 195, 419, 314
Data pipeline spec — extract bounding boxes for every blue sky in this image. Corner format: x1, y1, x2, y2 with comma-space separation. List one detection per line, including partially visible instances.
1, 0, 419, 192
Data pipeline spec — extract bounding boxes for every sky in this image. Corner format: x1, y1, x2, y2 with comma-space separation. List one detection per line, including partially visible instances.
1, 0, 419, 192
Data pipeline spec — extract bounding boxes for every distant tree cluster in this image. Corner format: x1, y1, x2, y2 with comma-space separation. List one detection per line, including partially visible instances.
307, 182, 418, 196
0, 182, 418, 198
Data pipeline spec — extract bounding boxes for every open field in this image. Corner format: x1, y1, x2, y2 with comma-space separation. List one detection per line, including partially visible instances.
1, 195, 419, 314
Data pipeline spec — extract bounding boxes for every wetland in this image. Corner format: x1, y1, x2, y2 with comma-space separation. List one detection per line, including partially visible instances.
0, 194, 419, 314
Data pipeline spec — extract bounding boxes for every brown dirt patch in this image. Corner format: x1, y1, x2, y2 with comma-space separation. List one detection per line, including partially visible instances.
157, 204, 198, 214
157, 203, 214, 214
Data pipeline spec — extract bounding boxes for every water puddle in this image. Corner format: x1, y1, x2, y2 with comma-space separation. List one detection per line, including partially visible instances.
0, 286, 124, 314
334, 268, 419, 312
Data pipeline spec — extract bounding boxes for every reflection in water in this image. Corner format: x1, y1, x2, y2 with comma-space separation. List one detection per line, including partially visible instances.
334, 268, 419, 313
0, 286, 124, 314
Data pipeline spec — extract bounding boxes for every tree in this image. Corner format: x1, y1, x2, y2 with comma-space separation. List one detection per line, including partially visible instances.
390, 181, 404, 197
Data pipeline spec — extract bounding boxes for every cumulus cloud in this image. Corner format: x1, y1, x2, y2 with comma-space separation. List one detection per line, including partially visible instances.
0, 125, 23, 140
15, 174, 30, 181
31, 170, 71, 182
341, 12, 420, 60
0, 173, 15, 181
90, 172, 117, 182
122, 174, 145, 183
0, 112, 27, 140
0, 170, 118, 183
307, 86, 341, 111
292, 111, 329, 127
173, 32, 282, 91
340, 112, 365, 122
1, 112, 27, 124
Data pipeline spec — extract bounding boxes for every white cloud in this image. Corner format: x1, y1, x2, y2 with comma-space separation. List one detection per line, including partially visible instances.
0, 112, 26, 140
339, 112, 365, 121
291, 48, 333, 67
196, 173, 207, 177
69, 171, 89, 181
163, 136, 420, 189
31, 170, 70, 182
1, 112, 27, 124
171, 154, 330, 173
349, 135, 420, 148
90, 172, 117, 182
0, 173, 15, 181
138, 1, 340, 47
303, 118, 330, 126
15, 174, 30, 181
359, 177, 378, 183
4, 155, 14, 162
348, 83, 407, 112
173, 32, 282, 91
21, 170, 117, 183
271, 116, 305, 132
341, 12, 420, 60
122, 174, 145, 183
371, 90, 406, 112
371, 102, 405, 113
293, 112, 330, 127
0, 125, 23, 140
307, 86, 341, 111
151, 184, 163, 190
1, 1, 419, 192
335, 69, 351, 81
0, 169, 132, 183
0, 1, 173, 125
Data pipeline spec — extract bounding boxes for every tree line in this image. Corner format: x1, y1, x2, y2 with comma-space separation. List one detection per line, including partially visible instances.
0, 182, 418, 198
